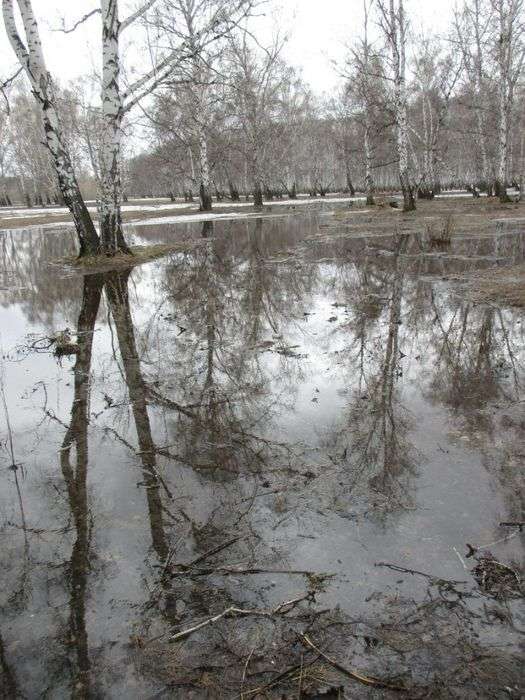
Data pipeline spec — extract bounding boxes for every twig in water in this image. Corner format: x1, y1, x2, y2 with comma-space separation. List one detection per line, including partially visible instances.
299, 634, 406, 691
240, 644, 257, 700
453, 546, 468, 571
241, 656, 321, 698
185, 536, 241, 569
298, 652, 304, 699
169, 566, 331, 578
170, 594, 315, 643
375, 562, 466, 586
170, 606, 239, 642
467, 528, 521, 554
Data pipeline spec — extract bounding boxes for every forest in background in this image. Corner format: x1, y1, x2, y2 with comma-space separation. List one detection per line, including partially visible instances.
1, 0, 525, 250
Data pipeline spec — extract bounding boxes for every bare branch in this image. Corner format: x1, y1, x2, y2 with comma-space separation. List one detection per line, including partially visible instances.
122, 0, 258, 111
53, 8, 101, 34
121, 0, 159, 32
0, 66, 22, 113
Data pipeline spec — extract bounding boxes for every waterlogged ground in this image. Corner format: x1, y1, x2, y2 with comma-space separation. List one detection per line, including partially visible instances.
0, 207, 524, 698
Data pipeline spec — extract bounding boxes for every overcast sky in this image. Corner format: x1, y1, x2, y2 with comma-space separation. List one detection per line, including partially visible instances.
1, 0, 459, 96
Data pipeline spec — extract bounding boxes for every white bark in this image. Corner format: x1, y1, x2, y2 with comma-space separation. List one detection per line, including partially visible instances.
185, 1, 213, 211
198, 124, 212, 210
380, 0, 415, 209
498, 75, 509, 196
493, 0, 525, 200
364, 125, 375, 204
2, 0, 100, 254
362, 0, 375, 204
454, 0, 489, 186
392, 0, 414, 209
472, 0, 491, 188
100, 0, 129, 252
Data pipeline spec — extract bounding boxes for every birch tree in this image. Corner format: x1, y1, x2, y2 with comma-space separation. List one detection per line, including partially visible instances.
453, 0, 495, 193
146, 0, 258, 212
0, 103, 13, 205
3, 0, 245, 255
2, 0, 101, 255
345, 0, 386, 204
377, 0, 416, 210
225, 33, 286, 206
97, 0, 182, 253
153, 1, 214, 211
9, 93, 56, 205
411, 39, 460, 196
491, 0, 525, 201
266, 69, 309, 199
360, 3, 376, 204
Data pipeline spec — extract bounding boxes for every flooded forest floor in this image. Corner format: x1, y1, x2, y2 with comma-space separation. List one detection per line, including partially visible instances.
0, 197, 524, 698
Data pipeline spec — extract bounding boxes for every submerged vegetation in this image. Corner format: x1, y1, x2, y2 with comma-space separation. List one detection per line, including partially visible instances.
466, 263, 525, 307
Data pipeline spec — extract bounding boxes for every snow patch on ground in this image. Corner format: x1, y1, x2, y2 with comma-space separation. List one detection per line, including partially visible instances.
0, 194, 368, 219
127, 211, 292, 227
4, 189, 520, 220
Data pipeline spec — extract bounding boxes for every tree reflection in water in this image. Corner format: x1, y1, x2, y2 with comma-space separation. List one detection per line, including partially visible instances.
58, 270, 174, 696
60, 274, 103, 698
0, 215, 524, 698
328, 234, 417, 513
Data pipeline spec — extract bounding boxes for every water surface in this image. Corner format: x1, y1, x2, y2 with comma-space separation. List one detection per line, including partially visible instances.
1, 211, 524, 698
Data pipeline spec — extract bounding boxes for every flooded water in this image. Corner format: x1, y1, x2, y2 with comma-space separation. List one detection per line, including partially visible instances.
1, 210, 524, 698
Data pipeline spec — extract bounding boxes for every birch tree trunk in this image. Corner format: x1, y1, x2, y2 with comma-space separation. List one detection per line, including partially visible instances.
198, 126, 213, 211
2, 0, 100, 256
493, 0, 525, 202
473, 1, 492, 193
497, 80, 510, 201
184, 2, 213, 213
252, 147, 264, 207
191, 74, 212, 212
519, 132, 524, 201
364, 124, 375, 204
392, 0, 415, 211
359, 1, 375, 205
380, 0, 415, 210
476, 102, 491, 192
100, 0, 131, 253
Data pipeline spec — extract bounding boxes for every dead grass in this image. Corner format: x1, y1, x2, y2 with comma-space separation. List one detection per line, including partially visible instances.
60, 242, 202, 274
0, 203, 241, 231
464, 263, 525, 307
315, 199, 525, 247
2, 195, 524, 233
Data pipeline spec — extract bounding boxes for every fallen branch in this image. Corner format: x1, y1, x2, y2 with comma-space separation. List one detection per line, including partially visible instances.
375, 562, 466, 586
242, 654, 322, 698
169, 594, 314, 644
299, 634, 406, 691
169, 566, 331, 578
161, 537, 242, 573
467, 527, 521, 555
